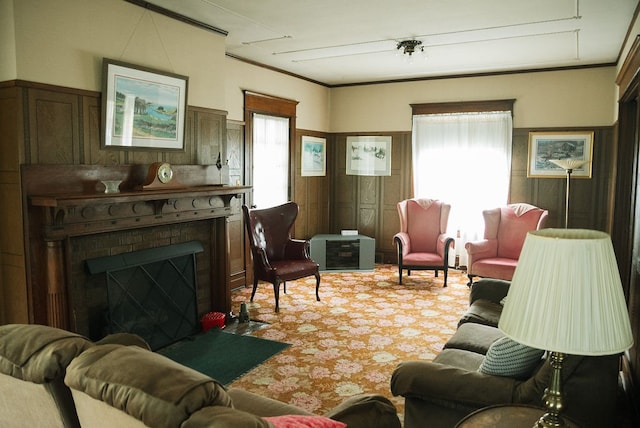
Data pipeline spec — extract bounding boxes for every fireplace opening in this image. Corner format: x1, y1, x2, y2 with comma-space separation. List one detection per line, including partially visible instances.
86, 241, 204, 350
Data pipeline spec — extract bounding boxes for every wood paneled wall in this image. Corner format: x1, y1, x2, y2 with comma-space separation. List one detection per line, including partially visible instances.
0, 80, 237, 325
0, 79, 617, 329
327, 128, 615, 264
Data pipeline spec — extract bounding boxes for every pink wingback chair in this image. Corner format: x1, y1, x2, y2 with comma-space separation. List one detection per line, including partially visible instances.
465, 203, 548, 286
394, 198, 455, 286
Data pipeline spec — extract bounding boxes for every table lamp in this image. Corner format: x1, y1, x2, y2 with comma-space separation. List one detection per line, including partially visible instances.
498, 229, 633, 427
548, 159, 589, 228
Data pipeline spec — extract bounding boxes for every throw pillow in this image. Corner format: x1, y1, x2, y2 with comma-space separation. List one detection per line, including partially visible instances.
478, 336, 544, 378
263, 415, 347, 428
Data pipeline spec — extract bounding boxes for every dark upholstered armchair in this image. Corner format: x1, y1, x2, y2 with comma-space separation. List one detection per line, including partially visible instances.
242, 202, 320, 312
465, 203, 548, 286
393, 198, 455, 287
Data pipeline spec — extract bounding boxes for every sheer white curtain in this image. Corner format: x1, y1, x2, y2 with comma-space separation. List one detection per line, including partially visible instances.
252, 113, 290, 208
412, 111, 512, 266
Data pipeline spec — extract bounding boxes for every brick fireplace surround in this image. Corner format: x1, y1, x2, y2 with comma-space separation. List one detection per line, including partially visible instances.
22, 164, 249, 340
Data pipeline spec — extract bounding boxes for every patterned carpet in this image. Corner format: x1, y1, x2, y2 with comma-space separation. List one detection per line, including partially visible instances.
228, 264, 471, 421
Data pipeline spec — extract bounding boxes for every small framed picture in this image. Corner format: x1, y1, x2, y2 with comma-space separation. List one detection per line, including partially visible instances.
301, 136, 326, 176
527, 131, 594, 178
346, 136, 392, 176
102, 58, 188, 150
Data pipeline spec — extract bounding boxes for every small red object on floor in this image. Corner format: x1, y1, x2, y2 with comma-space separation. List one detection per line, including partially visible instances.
201, 311, 225, 332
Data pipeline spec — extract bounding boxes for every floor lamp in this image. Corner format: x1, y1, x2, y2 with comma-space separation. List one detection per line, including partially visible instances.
549, 159, 589, 228
499, 229, 633, 427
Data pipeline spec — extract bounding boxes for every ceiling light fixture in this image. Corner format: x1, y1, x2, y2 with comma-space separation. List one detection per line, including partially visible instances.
396, 39, 423, 56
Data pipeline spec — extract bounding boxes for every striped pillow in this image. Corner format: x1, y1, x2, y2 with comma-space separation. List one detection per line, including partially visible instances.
478, 336, 544, 378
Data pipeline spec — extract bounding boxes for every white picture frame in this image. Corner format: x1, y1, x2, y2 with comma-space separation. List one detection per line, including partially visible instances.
346, 136, 392, 176
102, 58, 188, 150
301, 136, 326, 176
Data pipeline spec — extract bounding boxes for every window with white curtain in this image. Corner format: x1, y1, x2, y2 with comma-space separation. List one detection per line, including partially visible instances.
412, 111, 513, 266
252, 113, 290, 208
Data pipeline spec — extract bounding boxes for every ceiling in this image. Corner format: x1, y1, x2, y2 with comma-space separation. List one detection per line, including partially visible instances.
138, 0, 638, 86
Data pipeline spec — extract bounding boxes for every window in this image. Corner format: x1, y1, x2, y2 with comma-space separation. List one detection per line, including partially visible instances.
244, 92, 298, 209
411, 100, 514, 266
252, 113, 289, 208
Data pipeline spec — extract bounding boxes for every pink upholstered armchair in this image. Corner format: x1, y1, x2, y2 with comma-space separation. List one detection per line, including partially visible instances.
393, 199, 455, 287
465, 203, 548, 286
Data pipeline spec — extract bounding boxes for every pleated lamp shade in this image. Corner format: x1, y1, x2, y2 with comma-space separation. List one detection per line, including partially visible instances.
498, 229, 633, 355
549, 159, 589, 171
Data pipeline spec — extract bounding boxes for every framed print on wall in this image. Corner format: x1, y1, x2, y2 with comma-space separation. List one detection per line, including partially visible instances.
346, 136, 392, 176
527, 131, 594, 178
301, 136, 326, 176
102, 58, 188, 150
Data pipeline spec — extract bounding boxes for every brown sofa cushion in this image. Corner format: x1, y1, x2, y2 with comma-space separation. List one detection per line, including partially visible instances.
0, 324, 92, 383
433, 348, 485, 371
183, 406, 272, 428
443, 322, 504, 355
65, 344, 232, 428
458, 299, 503, 327
324, 394, 401, 428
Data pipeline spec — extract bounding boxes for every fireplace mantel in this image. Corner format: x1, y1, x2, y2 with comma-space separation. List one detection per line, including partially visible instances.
22, 165, 250, 332
30, 185, 250, 240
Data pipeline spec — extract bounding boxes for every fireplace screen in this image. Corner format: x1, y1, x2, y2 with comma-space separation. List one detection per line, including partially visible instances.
86, 241, 203, 350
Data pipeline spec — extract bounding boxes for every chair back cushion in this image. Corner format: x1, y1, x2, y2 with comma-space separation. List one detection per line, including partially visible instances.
404, 199, 445, 253
496, 204, 547, 259
244, 202, 298, 261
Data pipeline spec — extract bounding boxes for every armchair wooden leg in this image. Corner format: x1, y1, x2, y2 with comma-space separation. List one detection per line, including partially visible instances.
398, 265, 403, 284
250, 278, 259, 302
467, 274, 474, 287
443, 267, 448, 288
314, 272, 321, 302
273, 280, 281, 313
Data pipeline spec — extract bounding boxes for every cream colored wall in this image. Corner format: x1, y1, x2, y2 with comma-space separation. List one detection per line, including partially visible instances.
0, 0, 16, 81
224, 57, 330, 131
11, 0, 225, 110
6, 0, 623, 135
7, 0, 330, 131
330, 67, 617, 132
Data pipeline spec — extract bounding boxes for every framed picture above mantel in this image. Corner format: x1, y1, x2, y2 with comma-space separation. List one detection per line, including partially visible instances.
101, 58, 188, 150
527, 131, 594, 178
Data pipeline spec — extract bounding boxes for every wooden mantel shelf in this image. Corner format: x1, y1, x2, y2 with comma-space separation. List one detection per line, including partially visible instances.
29, 185, 251, 240
30, 185, 249, 208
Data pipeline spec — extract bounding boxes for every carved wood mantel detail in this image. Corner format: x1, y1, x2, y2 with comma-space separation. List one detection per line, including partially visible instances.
30, 186, 248, 240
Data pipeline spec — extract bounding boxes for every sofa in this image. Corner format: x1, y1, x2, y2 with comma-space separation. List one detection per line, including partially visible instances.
0, 324, 401, 428
390, 278, 620, 428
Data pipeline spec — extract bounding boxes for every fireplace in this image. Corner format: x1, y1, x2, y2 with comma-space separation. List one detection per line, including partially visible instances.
86, 241, 203, 350
22, 164, 250, 336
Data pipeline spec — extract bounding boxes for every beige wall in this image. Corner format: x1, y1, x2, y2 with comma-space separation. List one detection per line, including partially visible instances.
4, 0, 331, 132
0, 0, 16, 81
4, 0, 627, 135
224, 56, 330, 130
329, 67, 617, 132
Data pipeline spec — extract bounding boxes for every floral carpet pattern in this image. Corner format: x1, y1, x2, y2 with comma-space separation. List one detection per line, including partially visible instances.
229, 264, 471, 421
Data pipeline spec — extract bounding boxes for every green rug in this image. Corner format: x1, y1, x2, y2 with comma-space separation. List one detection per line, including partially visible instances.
157, 328, 290, 385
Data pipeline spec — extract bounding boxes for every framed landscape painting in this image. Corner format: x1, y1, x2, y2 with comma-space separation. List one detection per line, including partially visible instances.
346, 136, 392, 176
527, 131, 594, 178
102, 59, 188, 150
301, 136, 326, 176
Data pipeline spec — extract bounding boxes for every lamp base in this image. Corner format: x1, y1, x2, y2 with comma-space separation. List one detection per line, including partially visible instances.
534, 352, 566, 428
